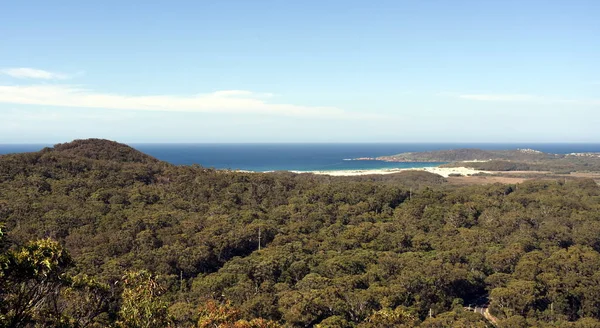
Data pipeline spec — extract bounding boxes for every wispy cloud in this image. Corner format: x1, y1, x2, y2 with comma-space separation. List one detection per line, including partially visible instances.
0, 84, 352, 118
0, 108, 135, 122
0, 67, 73, 80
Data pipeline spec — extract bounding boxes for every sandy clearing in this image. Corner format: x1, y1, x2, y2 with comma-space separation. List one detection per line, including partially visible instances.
291, 166, 489, 178
447, 176, 528, 185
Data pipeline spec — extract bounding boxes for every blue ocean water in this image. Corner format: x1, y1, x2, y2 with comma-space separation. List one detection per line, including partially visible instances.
2, 143, 600, 172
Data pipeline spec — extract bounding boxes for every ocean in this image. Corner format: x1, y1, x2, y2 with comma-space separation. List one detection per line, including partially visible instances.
1, 143, 600, 172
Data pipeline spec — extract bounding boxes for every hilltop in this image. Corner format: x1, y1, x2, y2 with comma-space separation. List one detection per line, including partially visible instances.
51, 138, 160, 163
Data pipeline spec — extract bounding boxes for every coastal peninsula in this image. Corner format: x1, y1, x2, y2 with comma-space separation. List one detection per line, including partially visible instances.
334, 148, 600, 184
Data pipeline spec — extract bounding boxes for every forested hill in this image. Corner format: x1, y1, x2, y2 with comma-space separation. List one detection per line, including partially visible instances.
377, 148, 600, 172
377, 148, 560, 162
2, 139, 600, 327
52, 138, 160, 163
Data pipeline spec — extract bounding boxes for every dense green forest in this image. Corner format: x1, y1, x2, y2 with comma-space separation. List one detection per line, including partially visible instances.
2, 139, 600, 327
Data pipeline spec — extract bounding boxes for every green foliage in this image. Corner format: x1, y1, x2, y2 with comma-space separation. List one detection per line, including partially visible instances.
2, 139, 600, 327
420, 309, 490, 327
0, 238, 73, 327
116, 270, 172, 328
53, 138, 159, 164
197, 300, 281, 328
358, 306, 419, 327
62, 274, 112, 327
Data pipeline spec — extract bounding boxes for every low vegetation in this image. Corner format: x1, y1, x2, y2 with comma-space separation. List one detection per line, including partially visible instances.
444, 159, 600, 173
380, 148, 600, 173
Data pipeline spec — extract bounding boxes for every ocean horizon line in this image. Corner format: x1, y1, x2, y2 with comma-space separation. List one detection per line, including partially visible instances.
3, 141, 600, 146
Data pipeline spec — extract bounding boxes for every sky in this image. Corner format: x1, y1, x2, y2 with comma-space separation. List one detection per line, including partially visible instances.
1, 0, 599, 143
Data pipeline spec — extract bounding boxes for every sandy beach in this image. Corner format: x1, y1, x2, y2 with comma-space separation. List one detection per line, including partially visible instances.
291, 166, 489, 178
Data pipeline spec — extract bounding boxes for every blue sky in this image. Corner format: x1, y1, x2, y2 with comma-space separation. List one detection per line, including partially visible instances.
1, 0, 599, 143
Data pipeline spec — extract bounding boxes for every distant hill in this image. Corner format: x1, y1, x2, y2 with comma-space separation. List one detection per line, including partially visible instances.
377, 148, 561, 162
373, 148, 600, 173
51, 138, 159, 163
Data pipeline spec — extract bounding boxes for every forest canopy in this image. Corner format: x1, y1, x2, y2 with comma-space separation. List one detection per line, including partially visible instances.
2, 139, 600, 327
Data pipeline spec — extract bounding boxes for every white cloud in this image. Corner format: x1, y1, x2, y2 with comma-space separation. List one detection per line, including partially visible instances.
0, 108, 135, 122
0, 67, 71, 80
0, 84, 351, 118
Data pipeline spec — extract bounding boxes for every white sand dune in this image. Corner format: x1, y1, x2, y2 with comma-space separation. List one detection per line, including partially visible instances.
290, 166, 489, 178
